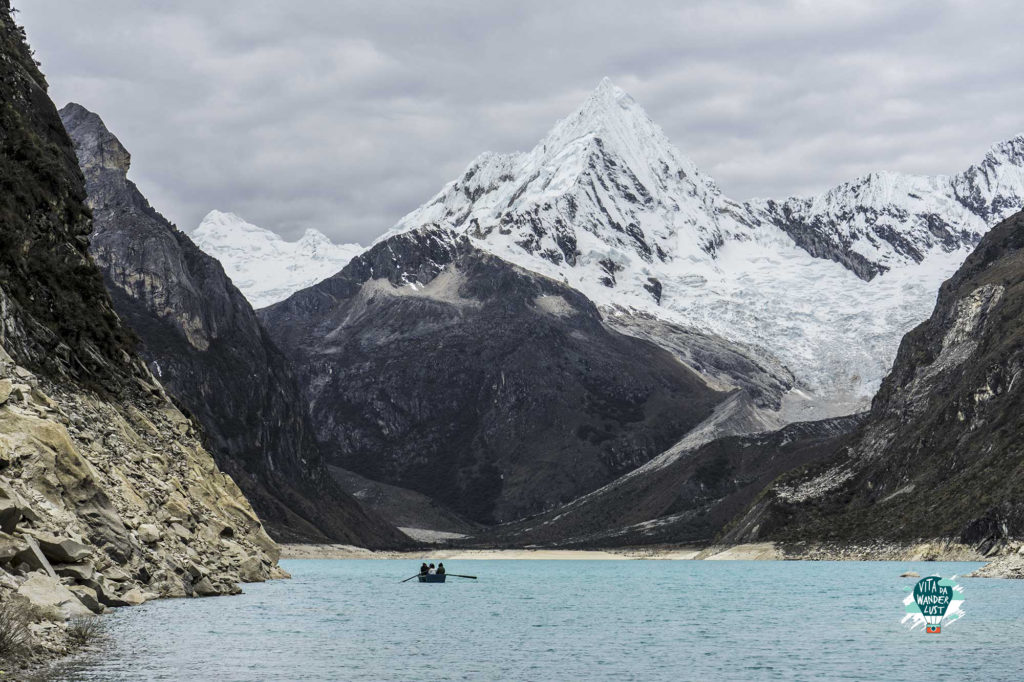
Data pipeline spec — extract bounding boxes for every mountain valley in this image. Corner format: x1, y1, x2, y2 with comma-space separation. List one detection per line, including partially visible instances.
178, 80, 1024, 548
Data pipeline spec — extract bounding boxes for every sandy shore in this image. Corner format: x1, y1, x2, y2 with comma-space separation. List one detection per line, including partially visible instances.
279, 539, 1013, 568
282, 544, 726, 561
695, 542, 782, 560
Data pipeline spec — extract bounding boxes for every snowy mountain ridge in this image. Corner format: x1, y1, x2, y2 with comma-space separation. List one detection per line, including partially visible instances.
192, 210, 363, 309
190, 80, 1024, 414
383, 80, 1024, 411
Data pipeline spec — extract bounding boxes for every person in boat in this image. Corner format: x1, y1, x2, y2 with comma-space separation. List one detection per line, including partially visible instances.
428, 563, 436, 575
436, 562, 446, 575
419, 562, 429, 575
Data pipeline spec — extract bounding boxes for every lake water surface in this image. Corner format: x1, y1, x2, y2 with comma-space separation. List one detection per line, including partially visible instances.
47, 559, 1023, 681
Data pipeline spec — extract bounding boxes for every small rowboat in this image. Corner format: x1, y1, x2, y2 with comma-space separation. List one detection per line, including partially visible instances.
401, 571, 474, 583
418, 574, 446, 583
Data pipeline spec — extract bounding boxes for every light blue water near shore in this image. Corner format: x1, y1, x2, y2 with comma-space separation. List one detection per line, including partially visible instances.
46, 559, 1023, 681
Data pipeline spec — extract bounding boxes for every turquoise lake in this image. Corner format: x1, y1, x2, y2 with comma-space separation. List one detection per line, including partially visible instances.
46, 559, 1023, 681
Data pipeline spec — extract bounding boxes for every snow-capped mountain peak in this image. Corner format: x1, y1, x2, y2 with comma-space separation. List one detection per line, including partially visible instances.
388, 79, 727, 278
196, 209, 255, 235
192, 210, 363, 308
386, 81, 1024, 413
537, 78, 719, 203
951, 133, 1024, 222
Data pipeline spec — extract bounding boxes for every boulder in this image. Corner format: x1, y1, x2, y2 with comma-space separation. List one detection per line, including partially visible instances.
137, 524, 161, 544
192, 576, 219, 597
16, 573, 94, 620
89, 579, 131, 608
10, 383, 31, 404
0, 378, 12, 405
26, 531, 92, 563
0, 531, 28, 562
162, 492, 191, 521
199, 522, 228, 544
77, 497, 135, 563
53, 561, 95, 582
29, 387, 57, 410
237, 555, 266, 583
14, 536, 57, 578
102, 565, 131, 582
900, 571, 921, 578
151, 578, 187, 599
170, 523, 191, 540
68, 585, 105, 614
0, 497, 23, 533
118, 587, 149, 606
185, 560, 207, 579
0, 570, 18, 590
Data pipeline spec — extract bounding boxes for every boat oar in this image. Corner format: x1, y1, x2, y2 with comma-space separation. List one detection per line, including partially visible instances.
445, 574, 477, 579
400, 574, 422, 583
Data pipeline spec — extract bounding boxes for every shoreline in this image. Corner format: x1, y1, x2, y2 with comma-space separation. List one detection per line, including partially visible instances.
280, 539, 1010, 567
280, 544, 700, 561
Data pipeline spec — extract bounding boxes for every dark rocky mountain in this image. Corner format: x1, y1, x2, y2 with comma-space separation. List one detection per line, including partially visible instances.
260, 228, 728, 524
0, 10, 134, 389
474, 410, 861, 548
59, 103, 407, 547
724, 209, 1024, 550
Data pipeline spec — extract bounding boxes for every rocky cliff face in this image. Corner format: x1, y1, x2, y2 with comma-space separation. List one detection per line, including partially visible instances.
0, 3, 284, 662
723, 209, 1024, 550
261, 228, 727, 524
58, 104, 407, 548
0, 8, 132, 390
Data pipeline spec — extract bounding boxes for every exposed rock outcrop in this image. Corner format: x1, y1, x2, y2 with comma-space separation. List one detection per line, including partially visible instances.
968, 544, 1024, 579
58, 104, 408, 549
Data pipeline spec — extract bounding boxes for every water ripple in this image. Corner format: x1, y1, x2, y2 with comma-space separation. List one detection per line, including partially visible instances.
44, 559, 1023, 681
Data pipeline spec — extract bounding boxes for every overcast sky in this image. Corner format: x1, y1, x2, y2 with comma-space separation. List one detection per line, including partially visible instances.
15, 1, 1024, 244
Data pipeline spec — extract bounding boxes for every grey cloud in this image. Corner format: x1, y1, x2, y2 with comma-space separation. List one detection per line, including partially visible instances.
14, 0, 1024, 242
